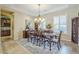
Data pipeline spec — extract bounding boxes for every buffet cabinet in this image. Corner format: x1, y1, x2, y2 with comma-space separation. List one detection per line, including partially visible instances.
0, 9, 14, 41
23, 30, 29, 38
72, 17, 79, 44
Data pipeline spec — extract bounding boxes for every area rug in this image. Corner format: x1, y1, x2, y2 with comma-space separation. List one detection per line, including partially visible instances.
16, 39, 63, 54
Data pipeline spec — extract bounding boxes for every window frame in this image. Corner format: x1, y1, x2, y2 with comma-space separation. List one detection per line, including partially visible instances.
53, 15, 67, 34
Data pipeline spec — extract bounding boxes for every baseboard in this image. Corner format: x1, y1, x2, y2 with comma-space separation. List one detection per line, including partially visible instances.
61, 34, 71, 42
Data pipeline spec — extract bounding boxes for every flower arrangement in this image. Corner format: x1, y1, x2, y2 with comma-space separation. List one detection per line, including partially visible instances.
46, 23, 52, 29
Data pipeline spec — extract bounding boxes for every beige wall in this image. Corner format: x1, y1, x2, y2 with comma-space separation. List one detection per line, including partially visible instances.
43, 6, 79, 41
0, 5, 33, 40
0, 5, 79, 41
14, 12, 33, 40
0, 6, 1, 39
0, 6, 2, 53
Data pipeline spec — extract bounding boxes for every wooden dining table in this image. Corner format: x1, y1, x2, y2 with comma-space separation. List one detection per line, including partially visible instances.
27, 29, 58, 51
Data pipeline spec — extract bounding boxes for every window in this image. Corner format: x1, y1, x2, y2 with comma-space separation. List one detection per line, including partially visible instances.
53, 15, 67, 33
39, 18, 46, 30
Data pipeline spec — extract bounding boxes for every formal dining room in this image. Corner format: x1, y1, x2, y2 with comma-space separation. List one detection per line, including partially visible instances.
0, 4, 79, 54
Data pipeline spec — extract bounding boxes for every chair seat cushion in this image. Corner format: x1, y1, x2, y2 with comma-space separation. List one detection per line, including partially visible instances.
52, 38, 58, 42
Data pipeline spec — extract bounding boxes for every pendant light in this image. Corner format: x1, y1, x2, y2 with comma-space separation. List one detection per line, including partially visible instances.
34, 4, 44, 23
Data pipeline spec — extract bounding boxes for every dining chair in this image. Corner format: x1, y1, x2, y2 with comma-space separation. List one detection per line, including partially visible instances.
37, 32, 45, 47
27, 30, 35, 43
52, 31, 62, 50
35, 31, 43, 46
43, 32, 53, 50
43, 31, 62, 51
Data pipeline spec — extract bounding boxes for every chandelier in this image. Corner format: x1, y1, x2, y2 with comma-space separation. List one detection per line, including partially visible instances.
34, 4, 44, 23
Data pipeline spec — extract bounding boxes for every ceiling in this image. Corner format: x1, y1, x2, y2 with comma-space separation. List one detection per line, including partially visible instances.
1, 4, 79, 16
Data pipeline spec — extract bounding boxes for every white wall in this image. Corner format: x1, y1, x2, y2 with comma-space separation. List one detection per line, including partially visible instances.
43, 6, 79, 41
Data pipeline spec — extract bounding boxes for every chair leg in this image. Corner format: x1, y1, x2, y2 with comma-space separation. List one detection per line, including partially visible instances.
31, 37, 32, 43
38, 41, 40, 47
57, 43, 61, 50
33, 38, 35, 44
43, 41, 45, 49
27, 37, 30, 42
53, 42, 54, 45
39, 40, 41, 46
49, 42, 51, 51
36, 39, 39, 46
59, 43, 61, 48
57, 44, 60, 50
41, 39, 44, 44
40, 39, 44, 46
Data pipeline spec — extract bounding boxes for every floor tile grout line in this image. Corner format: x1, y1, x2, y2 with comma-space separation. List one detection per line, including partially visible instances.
15, 40, 32, 54
0, 40, 8, 54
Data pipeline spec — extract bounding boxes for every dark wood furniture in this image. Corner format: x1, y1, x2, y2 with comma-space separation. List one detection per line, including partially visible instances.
0, 9, 14, 41
23, 30, 29, 38
43, 31, 62, 51
1, 30, 10, 37
1, 16, 11, 37
72, 17, 79, 44
23, 29, 62, 51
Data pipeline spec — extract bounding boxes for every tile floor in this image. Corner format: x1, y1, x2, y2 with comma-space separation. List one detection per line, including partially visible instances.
0, 39, 79, 54
17, 39, 79, 54
0, 39, 31, 54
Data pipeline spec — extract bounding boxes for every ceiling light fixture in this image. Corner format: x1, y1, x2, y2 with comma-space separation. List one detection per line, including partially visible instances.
34, 4, 44, 23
